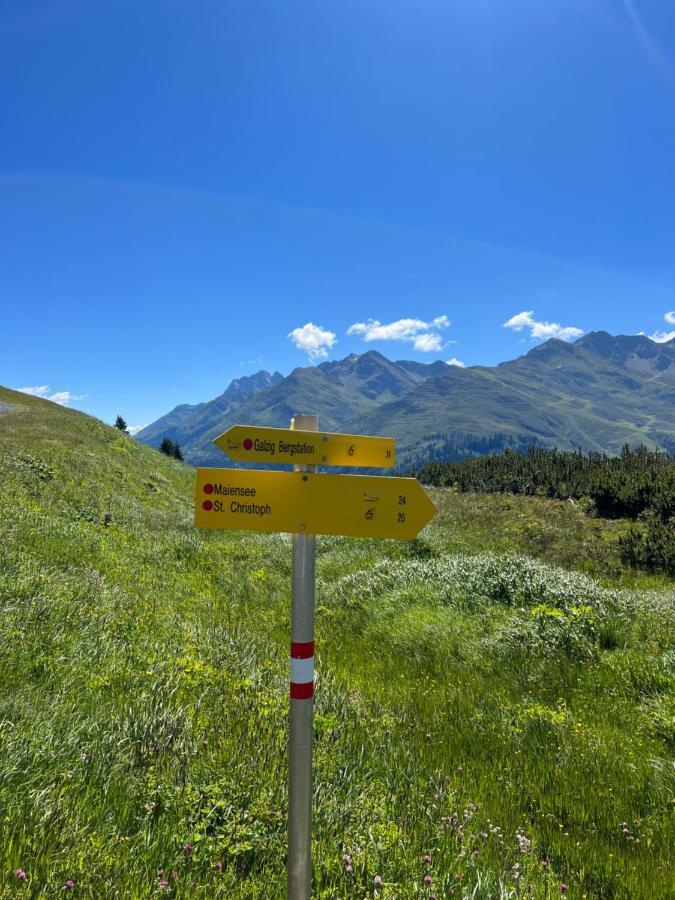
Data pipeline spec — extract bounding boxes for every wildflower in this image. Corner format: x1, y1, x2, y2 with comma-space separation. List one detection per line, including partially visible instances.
345, 864, 353, 875
343, 854, 351, 864
157, 868, 165, 877
183, 843, 193, 855
472, 850, 480, 860
541, 859, 550, 869
423, 854, 432, 863
16, 869, 26, 880
214, 861, 223, 872
65, 881, 74, 890
457, 766, 463, 773
374, 875, 382, 886
516, 829, 532, 853
560, 884, 568, 892
424, 874, 432, 885
454, 872, 462, 880
158, 879, 169, 891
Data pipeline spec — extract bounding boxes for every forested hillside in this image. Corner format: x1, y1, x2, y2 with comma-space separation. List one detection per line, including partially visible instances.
417, 446, 675, 574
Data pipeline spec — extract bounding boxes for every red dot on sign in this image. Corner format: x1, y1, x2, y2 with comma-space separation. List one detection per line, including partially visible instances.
202, 500, 213, 511
243, 438, 253, 450
203, 483, 214, 494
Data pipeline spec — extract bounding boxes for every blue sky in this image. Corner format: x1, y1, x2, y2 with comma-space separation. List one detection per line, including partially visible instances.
1, 0, 674, 431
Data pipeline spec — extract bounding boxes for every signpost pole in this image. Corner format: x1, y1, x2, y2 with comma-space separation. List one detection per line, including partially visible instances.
287, 414, 318, 900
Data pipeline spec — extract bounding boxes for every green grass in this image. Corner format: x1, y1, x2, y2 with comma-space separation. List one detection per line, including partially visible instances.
0, 387, 673, 898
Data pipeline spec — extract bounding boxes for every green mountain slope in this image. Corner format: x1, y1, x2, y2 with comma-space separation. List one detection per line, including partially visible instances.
137, 333, 675, 470
349, 332, 675, 468
141, 351, 444, 467
0, 387, 673, 897
135, 369, 284, 453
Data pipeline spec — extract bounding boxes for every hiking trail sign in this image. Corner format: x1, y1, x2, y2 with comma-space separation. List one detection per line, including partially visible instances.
195, 467, 434, 539
213, 424, 396, 468
193, 417, 436, 900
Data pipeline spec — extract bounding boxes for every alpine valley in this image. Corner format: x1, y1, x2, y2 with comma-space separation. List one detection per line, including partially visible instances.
135, 332, 675, 470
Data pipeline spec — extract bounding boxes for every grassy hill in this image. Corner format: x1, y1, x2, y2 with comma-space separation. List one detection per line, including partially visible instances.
1, 387, 673, 898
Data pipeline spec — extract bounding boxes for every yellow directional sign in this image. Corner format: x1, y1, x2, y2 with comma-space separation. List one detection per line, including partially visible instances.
213, 425, 395, 468
195, 468, 435, 540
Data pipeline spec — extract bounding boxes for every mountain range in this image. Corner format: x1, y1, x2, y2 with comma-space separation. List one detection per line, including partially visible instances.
135, 332, 675, 469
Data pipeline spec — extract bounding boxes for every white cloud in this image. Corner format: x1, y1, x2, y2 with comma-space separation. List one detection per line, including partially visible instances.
128, 424, 148, 436
648, 330, 675, 343
288, 322, 337, 361
645, 312, 675, 343
15, 385, 51, 398
347, 314, 450, 353
503, 310, 583, 342
49, 391, 80, 405
14, 385, 86, 406
446, 357, 466, 367
413, 333, 443, 352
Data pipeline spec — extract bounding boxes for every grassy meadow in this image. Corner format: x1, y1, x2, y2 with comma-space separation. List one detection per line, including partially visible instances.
0, 386, 673, 898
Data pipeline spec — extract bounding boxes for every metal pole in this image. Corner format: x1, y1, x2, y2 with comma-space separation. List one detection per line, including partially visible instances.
287, 413, 318, 900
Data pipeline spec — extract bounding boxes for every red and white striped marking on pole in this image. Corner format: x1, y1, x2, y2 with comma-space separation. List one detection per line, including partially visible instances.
290, 641, 314, 700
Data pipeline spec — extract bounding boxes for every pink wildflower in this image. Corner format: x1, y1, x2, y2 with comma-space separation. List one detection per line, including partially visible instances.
374, 874, 382, 886
423, 853, 432, 863
65, 881, 74, 890
424, 874, 432, 884
16, 869, 26, 880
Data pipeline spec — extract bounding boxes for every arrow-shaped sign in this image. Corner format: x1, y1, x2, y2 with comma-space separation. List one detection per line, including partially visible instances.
194, 468, 435, 540
212, 425, 396, 468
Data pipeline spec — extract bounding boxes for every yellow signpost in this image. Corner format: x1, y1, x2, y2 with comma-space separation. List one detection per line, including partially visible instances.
195, 467, 435, 540
194, 416, 436, 900
213, 424, 396, 468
